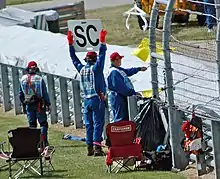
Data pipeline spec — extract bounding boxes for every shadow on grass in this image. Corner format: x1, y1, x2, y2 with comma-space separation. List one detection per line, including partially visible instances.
56, 144, 86, 149
21, 175, 67, 178
105, 169, 174, 175
21, 175, 65, 178
0, 168, 8, 171
21, 169, 69, 178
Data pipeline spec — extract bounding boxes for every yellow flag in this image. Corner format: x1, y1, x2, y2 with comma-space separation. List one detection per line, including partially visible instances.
132, 38, 175, 62
141, 88, 163, 98
131, 38, 150, 62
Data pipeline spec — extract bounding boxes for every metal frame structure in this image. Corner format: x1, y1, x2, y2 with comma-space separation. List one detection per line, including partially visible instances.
149, 0, 220, 177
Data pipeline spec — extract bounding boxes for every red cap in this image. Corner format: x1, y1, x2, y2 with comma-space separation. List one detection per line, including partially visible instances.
181, 121, 190, 132
86, 51, 97, 58
27, 61, 38, 68
110, 52, 124, 61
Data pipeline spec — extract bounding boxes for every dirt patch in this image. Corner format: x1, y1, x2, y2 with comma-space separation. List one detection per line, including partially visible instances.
180, 164, 215, 179
51, 123, 86, 138
0, 106, 17, 116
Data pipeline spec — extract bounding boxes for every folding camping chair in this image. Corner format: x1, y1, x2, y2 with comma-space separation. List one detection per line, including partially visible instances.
105, 121, 143, 173
0, 127, 44, 179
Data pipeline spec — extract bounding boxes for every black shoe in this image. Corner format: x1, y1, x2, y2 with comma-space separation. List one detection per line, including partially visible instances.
94, 145, 105, 157
87, 146, 94, 156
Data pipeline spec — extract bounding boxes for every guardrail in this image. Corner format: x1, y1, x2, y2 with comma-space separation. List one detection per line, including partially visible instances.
0, 62, 83, 129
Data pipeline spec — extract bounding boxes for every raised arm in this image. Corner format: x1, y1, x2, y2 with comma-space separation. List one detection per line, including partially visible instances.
93, 29, 107, 72
67, 31, 84, 73
122, 67, 141, 77
107, 70, 136, 97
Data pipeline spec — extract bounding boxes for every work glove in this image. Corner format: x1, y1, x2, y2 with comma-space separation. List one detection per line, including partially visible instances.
99, 29, 107, 43
99, 92, 106, 101
140, 66, 148, 71
135, 92, 142, 97
67, 30, 74, 45
46, 105, 52, 114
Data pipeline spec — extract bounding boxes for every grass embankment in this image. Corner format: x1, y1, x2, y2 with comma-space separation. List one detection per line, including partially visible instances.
0, 112, 186, 179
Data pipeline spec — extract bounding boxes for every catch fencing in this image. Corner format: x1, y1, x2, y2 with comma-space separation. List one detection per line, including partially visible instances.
148, 0, 220, 177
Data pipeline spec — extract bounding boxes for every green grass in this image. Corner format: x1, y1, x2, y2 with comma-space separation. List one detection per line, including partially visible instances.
86, 5, 148, 46
86, 5, 216, 46
0, 113, 186, 179
6, 0, 215, 45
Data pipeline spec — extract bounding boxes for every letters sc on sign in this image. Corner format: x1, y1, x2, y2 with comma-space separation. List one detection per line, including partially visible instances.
67, 19, 102, 52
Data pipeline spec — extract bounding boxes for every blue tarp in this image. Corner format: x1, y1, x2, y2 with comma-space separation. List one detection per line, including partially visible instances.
62, 134, 86, 142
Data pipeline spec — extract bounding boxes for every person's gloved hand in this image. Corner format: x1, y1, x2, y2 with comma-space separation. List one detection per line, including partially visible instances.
67, 30, 74, 45
99, 29, 107, 43
140, 66, 148, 71
46, 105, 52, 114
135, 92, 143, 97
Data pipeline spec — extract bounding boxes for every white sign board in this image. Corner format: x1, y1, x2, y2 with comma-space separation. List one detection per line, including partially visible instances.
67, 19, 102, 52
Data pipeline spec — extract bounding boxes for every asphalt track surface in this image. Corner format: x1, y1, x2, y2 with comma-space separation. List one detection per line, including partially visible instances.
11, 0, 134, 11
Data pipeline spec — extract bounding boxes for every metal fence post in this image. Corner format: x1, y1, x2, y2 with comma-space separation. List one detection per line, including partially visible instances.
172, 109, 189, 169
11, 67, 22, 115
162, 0, 184, 169
212, 1, 220, 178
71, 80, 83, 129
47, 74, 58, 124
211, 120, 220, 179
127, 96, 138, 121
59, 77, 70, 127
149, 0, 159, 98
0, 64, 11, 112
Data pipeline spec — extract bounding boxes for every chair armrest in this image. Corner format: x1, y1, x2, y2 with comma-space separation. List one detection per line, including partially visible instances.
135, 137, 142, 144
0, 141, 6, 153
93, 142, 108, 148
41, 146, 55, 160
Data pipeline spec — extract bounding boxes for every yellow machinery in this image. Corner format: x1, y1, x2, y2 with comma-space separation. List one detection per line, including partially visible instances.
123, 0, 206, 30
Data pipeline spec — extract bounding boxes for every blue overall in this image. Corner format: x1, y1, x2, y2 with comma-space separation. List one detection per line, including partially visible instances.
69, 44, 107, 146
19, 73, 51, 145
204, 0, 216, 30
107, 65, 141, 122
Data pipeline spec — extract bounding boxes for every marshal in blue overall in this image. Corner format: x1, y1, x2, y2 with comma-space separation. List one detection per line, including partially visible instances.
107, 52, 147, 122
67, 29, 108, 156
19, 61, 51, 146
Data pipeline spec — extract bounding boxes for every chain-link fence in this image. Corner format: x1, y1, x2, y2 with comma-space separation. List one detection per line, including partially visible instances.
147, 0, 220, 176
